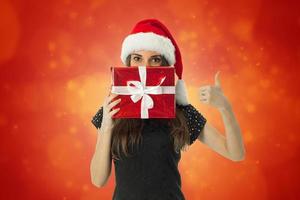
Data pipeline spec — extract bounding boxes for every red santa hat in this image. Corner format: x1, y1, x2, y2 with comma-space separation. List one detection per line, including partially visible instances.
120, 18, 189, 105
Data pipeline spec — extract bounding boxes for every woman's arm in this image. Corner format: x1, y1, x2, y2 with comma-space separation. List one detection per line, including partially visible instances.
198, 104, 245, 161
198, 71, 245, 161
90, 128, 113, 187
90, 92, 121, 187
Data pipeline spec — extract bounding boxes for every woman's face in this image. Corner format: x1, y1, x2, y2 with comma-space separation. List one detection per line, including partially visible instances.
130, 50, 163, 67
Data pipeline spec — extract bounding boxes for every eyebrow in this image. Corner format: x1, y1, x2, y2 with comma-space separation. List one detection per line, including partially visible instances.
131, 53, 142, 57
150, 55, 162, 58
131, 53, 162, 58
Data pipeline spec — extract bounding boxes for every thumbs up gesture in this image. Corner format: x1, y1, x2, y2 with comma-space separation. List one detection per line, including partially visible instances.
198, 71, 230, 110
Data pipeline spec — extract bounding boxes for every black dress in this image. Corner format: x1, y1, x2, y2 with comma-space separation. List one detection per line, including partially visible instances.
91, 104, 207, 200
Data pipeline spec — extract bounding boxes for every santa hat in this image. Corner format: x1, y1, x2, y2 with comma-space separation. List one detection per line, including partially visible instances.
120, 18, 189, 105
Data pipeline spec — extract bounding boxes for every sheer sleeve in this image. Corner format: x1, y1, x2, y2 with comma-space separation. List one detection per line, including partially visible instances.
177, 104, 207, 145
91, 106, 103, 130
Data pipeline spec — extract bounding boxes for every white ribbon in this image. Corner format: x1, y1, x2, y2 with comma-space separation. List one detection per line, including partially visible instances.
111, 66, 175, 118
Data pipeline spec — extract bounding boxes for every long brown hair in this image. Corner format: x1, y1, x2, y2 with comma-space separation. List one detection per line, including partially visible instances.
111, 54, 190, 161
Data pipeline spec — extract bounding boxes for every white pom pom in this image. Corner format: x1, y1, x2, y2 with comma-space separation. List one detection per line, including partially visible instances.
175, 79, 189, 105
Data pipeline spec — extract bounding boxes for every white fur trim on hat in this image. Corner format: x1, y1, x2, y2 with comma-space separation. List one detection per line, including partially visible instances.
120, 32, 176, 65
175, 79, 189, 105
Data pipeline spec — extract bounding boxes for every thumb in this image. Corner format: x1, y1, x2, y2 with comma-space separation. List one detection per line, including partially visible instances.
214, 70, 221, 88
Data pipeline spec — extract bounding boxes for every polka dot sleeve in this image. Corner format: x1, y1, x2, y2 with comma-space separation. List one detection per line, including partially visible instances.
91, 106, 103, 130
177, 104, 207, 145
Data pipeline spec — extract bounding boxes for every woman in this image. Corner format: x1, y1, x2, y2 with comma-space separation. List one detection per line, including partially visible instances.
90, 19, 245, 200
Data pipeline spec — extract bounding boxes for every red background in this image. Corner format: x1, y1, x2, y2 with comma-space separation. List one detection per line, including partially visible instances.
0, 0, 299, 199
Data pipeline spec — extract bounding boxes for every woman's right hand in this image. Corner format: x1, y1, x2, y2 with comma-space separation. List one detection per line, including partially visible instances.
100, 90, 121, 133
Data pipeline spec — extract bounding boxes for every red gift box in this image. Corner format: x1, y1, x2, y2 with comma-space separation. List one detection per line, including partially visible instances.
111, 66, 175, 119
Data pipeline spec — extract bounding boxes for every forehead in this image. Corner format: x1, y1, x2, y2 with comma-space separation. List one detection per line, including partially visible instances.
131, 50, 161, 56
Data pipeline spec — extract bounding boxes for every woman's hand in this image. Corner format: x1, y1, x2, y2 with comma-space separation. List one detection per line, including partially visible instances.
100, 90, 121, 133
198, 71, 231, 110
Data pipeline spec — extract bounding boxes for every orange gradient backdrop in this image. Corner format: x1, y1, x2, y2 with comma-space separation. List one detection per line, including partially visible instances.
0, 0, 299, 199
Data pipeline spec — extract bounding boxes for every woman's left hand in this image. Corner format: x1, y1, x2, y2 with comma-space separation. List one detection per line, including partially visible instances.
198, 71, 231, 110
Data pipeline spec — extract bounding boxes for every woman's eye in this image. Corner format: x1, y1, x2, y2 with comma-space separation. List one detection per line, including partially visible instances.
133, 57, 141, 61
152, 58, 161, 63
